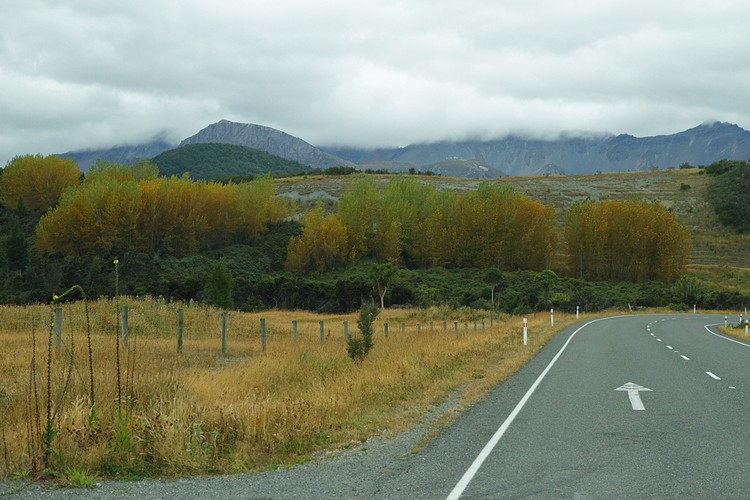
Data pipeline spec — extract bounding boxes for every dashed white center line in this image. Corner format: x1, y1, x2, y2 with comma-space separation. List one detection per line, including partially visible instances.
680, 355, 690, 361
657, 339, 662, 342
706, 371, 721, 380
666, 345, 673, 350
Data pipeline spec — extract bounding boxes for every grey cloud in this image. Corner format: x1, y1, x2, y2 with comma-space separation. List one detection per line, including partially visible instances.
1, 0, 749, 165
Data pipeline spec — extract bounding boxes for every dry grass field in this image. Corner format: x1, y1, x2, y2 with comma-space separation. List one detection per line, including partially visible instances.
0, 297, 583, 481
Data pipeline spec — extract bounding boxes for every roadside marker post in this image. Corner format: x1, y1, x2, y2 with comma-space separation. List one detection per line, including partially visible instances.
725, 316, 728, 328
523, 318, 528, 346
576, 306, 579, 319
550, 309, 554, 327
745, 319, 748, 336
693, 304, 697, 314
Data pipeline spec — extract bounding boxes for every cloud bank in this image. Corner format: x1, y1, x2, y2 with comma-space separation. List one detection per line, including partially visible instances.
1, 0, 749, 165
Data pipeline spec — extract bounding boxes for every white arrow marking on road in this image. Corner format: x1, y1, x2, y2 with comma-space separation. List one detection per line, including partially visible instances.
615, 382, 652, 411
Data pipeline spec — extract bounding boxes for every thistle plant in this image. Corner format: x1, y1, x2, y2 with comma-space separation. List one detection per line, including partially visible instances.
114, 257, 122, 413
37, 285, 94, 474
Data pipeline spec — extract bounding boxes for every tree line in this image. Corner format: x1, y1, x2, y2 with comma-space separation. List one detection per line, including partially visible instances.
34, 160, 293, 257
1, 153, 695, 306
286, 177, 557, 272
287, 176, 690, 282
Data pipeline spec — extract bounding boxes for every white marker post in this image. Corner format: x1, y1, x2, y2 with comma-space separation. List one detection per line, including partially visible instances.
693, 304, 697, 314
576, 305, 579, 319
725, 315, 728, 328
745, 318, 748, 336
523, 318, 528, 346
550, 309, 554, 327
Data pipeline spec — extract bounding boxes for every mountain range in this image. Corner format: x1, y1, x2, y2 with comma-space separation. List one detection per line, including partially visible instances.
61, 120, 750, 178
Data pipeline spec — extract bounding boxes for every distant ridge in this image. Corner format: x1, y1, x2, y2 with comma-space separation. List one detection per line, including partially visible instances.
180, 120, 352, 170
58, 120, 750, 178
60, 139, 174, 172
323, 121, 750, 176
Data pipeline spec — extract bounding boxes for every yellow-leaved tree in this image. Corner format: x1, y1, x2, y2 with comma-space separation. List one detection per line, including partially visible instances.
564, 199, 690, 282
0, 154, 81, 212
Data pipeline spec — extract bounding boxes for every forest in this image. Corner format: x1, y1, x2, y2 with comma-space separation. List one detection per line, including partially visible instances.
0, 154, 747, 312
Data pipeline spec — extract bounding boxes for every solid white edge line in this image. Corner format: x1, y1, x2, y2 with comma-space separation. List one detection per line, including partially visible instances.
706, 371, 721, 380
703, 324, 750, 348
446, 315, 628, 500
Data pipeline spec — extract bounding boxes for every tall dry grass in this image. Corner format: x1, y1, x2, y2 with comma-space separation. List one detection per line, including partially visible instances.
0, 298, 580, 479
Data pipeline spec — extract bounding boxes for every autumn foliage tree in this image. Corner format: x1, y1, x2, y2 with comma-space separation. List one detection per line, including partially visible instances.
0, 154, 81, 212
564, 199, 690, 282
285, 203, 349, 273
36, 163, 293, 257
286, 176, 557, 272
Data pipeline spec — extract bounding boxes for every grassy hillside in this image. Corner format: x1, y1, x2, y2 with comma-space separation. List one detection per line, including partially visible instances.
276, 168, 750, 270
151, 143, 312, 179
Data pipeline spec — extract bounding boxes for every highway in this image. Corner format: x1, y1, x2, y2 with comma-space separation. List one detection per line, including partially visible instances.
438, 313, 750, 498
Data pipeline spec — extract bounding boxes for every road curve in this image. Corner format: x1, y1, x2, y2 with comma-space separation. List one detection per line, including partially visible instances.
5, 313, 750, 499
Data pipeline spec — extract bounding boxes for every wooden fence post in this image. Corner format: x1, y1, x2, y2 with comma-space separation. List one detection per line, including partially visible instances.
54, 307, 62, 352
319, 320, 324, 343
121, 306, 129, 347
343, 320, 349, 340
292, 320, 298, 342
384, 322, 389, 338
177, 309, 184, 354
221, 312, 227, 354
260, 318, 267, 354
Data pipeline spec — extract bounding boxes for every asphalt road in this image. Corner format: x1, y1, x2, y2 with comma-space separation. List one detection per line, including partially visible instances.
5, 313, 750, 499
441, 313, 750, 499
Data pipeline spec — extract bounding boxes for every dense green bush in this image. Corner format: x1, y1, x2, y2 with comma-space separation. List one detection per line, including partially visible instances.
706, 159, 750, 233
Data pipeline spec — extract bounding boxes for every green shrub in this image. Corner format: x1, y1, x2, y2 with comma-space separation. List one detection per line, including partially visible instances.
346, 302, 379, 362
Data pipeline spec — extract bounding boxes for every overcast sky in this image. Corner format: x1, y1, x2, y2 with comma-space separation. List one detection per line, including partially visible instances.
1, 0, 749, 167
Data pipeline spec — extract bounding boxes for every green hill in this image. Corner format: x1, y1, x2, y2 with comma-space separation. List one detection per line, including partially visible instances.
151, 143, 312, 180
